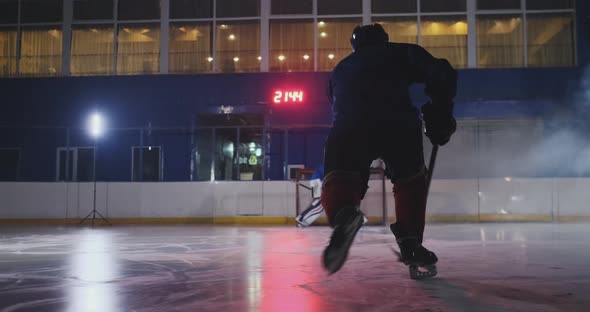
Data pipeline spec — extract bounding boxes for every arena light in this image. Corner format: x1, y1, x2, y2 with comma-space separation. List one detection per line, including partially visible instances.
88, 112, 105, 139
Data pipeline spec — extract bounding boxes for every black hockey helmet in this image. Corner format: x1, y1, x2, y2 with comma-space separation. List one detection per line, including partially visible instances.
350, 23, 389, 52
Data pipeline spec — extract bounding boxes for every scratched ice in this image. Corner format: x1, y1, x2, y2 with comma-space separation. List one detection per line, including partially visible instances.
0, 223, 589, 312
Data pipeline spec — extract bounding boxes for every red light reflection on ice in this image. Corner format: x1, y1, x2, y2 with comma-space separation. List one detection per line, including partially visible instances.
259, 231, 326, 312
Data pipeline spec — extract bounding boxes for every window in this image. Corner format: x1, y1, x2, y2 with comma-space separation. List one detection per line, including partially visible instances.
169, 23, 212, 73
192, 129, 213, 181
237, 128, 263, 181
318, 0, 362, 15
132, 146, 161, 181
21, 0, 62, 23
215, 21, 260, 73
477, 0, 521, 10
373, 18, 418, 44
317, 19, 361, 71
216, 0, 260, 18
420, 16, 467, 68
527, 13, 574, 67
271, 0, 312, 15
372, 0, 416, 14
118, 0, 160, 20
117, 24, 160, 74
270, 20, 314, 72
215, 128, 237, 180
526, 0, 573, 10
420, 0, 466, 12
0, 0, 18, 24
170, 0, 212, 19
477, 15, 523, 68
74, 0, 114, 20
0, 28, 17, 76
0, 149, 19, 181
56, 147, 95, 182
71, 26, 115, 75
20, 28, 62, 76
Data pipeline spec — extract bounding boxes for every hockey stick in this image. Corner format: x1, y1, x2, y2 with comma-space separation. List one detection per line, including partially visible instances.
425, 144, 439, 196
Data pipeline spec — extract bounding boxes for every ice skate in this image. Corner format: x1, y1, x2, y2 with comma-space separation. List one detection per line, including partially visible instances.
390, 223, 438, 280
322, 206, 365, 274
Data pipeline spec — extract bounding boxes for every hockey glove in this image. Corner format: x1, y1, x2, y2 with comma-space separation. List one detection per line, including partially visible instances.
421, 101, 456, 146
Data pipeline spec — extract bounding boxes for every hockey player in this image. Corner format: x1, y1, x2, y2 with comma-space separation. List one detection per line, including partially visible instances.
295, 165, 325, 227
321, 24, 457, 278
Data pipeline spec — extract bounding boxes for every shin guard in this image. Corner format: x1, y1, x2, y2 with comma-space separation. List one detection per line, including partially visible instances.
393, 170, 428, 239
321, 171, 363, 228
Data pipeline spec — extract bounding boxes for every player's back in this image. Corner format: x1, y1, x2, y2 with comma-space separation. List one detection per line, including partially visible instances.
329, 42, 422, 130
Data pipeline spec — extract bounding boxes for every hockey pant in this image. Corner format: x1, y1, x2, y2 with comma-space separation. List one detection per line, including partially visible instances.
321, 123, 427, 236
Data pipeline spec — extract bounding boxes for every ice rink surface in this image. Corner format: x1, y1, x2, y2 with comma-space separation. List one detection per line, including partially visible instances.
0, 223, 589, 312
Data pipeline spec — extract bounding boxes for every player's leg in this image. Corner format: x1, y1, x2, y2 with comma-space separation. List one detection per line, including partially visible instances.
383, 122, 437, 279
321, 128, 372, 274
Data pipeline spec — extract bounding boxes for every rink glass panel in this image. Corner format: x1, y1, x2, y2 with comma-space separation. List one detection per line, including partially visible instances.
193, 129, 214, 182
132, 146, 162, 182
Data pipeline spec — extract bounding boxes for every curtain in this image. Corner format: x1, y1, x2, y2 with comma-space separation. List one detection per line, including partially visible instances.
269, 20, 314, 72
117, 24, 160, 75
420, 16, 467, 68
0, 29, 17, 76
527, 13, 574, 67
71, 26, 114, 75
477, 15, 523, 68
169, 23, 212, 73
20, 28, 62, 76
374, 17, 418, 44
317, 19, 361, 71
215, 21, 260, 73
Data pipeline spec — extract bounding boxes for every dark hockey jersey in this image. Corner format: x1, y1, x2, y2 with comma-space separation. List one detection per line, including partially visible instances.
328, 42, 456, 130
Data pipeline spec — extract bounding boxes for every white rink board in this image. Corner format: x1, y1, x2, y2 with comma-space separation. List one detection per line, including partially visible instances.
0, 178, 589, 220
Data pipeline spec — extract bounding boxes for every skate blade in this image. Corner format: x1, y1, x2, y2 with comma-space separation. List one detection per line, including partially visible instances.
409, 264, 437, 280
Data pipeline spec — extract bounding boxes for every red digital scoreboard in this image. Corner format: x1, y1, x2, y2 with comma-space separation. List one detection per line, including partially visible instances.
273, 89, 304, 104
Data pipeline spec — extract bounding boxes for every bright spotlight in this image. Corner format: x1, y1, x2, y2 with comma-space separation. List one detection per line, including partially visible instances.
88, 112, 104, 139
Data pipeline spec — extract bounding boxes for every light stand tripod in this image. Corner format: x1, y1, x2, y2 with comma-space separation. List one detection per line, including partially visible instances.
80, 139, 111, 226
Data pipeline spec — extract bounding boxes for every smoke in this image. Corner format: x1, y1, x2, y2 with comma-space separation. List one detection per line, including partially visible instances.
525, 65, 590, 177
